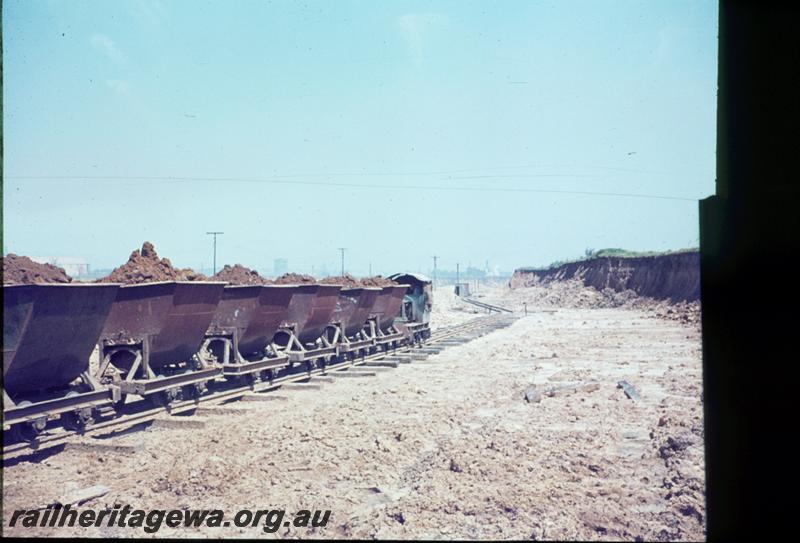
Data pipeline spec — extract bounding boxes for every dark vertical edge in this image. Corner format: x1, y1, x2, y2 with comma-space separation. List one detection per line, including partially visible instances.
704, 1, 799, 540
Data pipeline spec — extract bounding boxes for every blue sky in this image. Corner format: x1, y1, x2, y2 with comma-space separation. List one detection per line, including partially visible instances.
3, 0, 718, 276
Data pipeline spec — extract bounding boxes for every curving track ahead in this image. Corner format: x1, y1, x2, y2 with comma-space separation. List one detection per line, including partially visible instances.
2, 314, 517, 463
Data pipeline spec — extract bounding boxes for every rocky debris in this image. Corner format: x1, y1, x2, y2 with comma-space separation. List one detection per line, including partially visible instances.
579, 511, 610, 535
320, 274, 361, 287
273, 272, 317, 285
496, 278, 701, 326
97, 242, 207, 284
545, 381, 601, 398
658, 436, 694, 461
211, 264, 269, 285
648, 397, 706, 540
2, 254, 73, 284
652, 300, 701, 325
524, 387, 542, 403
617, 380, 641, 401
54, 484, 110, 507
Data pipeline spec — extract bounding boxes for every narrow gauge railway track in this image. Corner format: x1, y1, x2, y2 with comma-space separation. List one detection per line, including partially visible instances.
2, 314, 516, 462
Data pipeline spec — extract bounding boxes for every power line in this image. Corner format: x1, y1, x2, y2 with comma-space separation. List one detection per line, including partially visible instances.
9, 175, 698, 202
7, 163, 686, 179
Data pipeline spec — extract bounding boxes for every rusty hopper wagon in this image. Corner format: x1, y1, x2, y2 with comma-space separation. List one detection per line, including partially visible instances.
201, 284, 295, 387
273, 284, 341, 367
97, 281, 226, 406
3, 283, 121, 440
326, 287, 382, 358
367, 285, 411, 351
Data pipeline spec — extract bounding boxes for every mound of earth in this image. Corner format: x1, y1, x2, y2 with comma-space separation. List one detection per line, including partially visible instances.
319, 274, 361, 287
2, 254, 73, 284
97, 242, 207, 284
212, 264, 269, 285
273, 272, 316, 285
359, 275, 397, 287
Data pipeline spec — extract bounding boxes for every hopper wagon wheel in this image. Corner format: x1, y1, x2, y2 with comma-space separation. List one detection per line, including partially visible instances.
304, 360, 314, 375
11, 403, 48, 442
243, 372, 259, 389
182, 381, 206, 401
259, 369, 275, 384
61, 408, 94, 433
60, 392, 95, 432
151, 385, 181, 408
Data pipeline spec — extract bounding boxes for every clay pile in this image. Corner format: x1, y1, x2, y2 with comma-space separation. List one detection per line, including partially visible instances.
98, 242, 207, 284
2, 254, 73, 284
319, 274, 361, 287
359, 275, 397, 287
273, 273, 316, 285
212, 264, 270, 285
319, 274, 399, 287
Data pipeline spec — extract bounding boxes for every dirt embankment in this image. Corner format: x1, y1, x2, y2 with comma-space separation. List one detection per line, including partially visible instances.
97, 242, 207, 284
511, 251, 700, 303
2, 254, 73, 284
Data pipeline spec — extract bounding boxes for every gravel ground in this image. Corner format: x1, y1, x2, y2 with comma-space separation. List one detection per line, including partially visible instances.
2, 298, 704, 540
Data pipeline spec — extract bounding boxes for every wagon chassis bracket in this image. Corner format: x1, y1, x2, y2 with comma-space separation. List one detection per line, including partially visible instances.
99, 337, 220, 397
2, 373, 119, 427
275, 327, 337, 362
116, 367, 221, 396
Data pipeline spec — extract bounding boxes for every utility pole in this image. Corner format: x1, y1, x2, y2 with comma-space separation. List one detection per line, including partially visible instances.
206, 232, 224, 275
369, 261, 372, 276
337, 248, 346, 276
456, 262, 460, 285
432, 255, 438, 288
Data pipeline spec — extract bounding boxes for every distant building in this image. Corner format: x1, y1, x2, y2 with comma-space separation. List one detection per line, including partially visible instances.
273, 258, 288, 276
31, 256, 90, 277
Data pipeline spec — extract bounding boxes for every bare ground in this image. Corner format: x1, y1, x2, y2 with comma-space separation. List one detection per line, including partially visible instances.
2, 292, 704, 540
